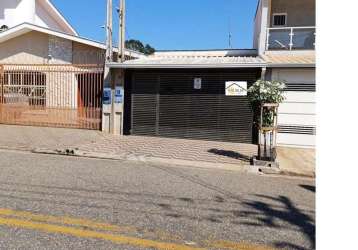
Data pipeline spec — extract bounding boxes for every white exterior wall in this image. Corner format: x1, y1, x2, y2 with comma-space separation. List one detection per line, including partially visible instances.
253, 0, 263, 50
253, 0, 271, 55
34, 1, 63, 31
271, 68, 316, 148
0, 0, 35, 28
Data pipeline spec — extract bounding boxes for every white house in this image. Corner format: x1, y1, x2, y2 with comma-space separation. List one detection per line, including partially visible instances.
254, 0, 316, 149
0, 0, 77, 35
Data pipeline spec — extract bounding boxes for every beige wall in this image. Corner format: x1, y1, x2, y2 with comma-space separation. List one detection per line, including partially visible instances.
270, 0, 315, 27
72, 42, 105, 65
0, 31, 49, 64
0, 31, 106, 65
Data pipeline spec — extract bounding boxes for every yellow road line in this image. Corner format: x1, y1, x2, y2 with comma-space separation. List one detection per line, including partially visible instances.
208, 240, 277, 250
0, 208, 277, 250
0, 216, 205, 250
0, 208, 122, 232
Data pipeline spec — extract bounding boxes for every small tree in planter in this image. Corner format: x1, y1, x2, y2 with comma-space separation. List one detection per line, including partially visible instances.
248, 80, 286, 162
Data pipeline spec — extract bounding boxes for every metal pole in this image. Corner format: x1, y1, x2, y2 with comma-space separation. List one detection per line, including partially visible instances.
119, 0, 126, 62
105, 0, 113, 63
289, 27, 294, 51
102, 0, 113, 133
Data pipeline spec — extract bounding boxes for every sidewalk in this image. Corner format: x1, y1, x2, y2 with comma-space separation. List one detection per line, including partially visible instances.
0, 124, 105, 151
0, 124, 315, 177
276, 147, 316, 177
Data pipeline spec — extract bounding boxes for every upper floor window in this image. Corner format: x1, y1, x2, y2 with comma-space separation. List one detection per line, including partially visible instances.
272, 13, 287, 26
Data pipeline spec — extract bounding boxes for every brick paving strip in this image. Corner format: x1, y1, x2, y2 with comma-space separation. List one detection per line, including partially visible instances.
0, 124, 314, 177
77, 135, 257, 164
69, 135, 262, 173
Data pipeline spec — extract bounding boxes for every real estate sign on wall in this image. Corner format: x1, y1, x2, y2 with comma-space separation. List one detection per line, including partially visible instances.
225, 81, 247, 96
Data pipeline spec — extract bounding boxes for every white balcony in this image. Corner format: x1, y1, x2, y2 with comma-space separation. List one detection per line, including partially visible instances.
266, 26, 316, 51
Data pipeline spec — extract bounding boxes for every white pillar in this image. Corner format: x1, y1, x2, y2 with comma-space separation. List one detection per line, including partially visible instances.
258, 0, 271, 55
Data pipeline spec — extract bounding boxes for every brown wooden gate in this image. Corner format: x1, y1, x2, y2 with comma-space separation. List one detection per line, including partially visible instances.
0, 64, 103, 130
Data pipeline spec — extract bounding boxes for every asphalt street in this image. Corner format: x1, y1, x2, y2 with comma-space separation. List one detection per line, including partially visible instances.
0, 149, 315, 250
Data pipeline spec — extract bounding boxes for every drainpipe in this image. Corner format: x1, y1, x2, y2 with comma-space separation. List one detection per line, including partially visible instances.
261, 67, 267, 80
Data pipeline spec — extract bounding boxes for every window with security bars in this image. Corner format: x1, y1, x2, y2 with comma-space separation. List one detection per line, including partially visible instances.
273, 14, 287, 26
2, 71, 46, 106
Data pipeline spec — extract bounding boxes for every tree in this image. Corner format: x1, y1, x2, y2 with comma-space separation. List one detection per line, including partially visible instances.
125, 39, 155, 55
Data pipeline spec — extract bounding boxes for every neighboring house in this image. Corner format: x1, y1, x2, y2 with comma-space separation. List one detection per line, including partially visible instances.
254, 0, 316, 148
0, 0, 143, 64
0, 0, 143, 130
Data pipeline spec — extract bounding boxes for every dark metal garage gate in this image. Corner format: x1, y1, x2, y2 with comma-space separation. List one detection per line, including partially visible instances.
125, 69, 261, 143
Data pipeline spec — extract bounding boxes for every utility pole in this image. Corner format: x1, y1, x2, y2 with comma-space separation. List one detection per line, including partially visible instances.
105, 0, 113, 63
102, 0, 113, 133
118, 0, 126, 62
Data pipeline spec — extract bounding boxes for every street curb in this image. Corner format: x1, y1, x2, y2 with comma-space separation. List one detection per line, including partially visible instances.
29, 148, 314, 178
145, 156, 261, 174
31, 148, 261, 174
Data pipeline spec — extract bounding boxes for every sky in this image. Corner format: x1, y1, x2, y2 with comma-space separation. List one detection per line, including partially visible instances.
52, 0, 259, 50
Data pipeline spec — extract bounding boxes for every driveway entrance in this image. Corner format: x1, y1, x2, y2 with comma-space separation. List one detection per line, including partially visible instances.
125, 69, 261, 143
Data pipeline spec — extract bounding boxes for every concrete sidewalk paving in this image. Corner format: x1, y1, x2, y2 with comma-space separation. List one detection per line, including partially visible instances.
0, 124, 105, 151
276, 147, 316, 177
0, 124, 315, 177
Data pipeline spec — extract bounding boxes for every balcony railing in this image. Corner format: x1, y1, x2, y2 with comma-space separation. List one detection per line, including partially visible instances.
266, 26, 316, 50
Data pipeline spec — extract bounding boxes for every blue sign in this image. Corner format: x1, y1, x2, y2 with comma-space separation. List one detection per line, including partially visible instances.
115, 86, 124, 104
103, 88, 112, 105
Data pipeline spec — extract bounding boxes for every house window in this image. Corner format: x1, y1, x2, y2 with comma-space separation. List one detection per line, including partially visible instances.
273, 13, 287, 26
3, 71, 46, 106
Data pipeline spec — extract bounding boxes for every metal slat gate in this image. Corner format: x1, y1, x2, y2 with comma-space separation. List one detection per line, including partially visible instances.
0, 64, 103, 130
130, 69, 260, 143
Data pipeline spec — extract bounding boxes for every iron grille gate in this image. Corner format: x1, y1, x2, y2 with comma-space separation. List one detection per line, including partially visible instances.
0, 64, 103, 130
129, 69, 261, 143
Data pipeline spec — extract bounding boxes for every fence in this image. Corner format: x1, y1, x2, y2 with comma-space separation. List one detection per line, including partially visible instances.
0, 64, 104, 130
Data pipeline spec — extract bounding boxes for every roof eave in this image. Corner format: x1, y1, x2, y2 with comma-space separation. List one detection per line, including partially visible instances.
107, 63, 267, 69
0, 23, 145, 58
